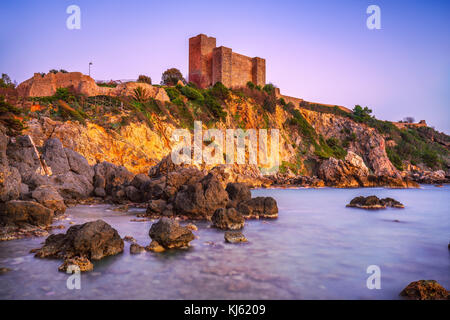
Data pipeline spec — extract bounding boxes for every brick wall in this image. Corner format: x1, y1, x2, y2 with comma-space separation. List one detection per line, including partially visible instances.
189, 34, 216, 88
189, 34, 266, 88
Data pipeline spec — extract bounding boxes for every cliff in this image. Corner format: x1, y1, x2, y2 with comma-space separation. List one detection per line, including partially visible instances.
3, 76, 449, 188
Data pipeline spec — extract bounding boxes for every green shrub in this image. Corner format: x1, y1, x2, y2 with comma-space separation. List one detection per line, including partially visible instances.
262, 83, 276, 95
180, 86, 204, 101
205, 94, 227, 121
263, 96, 276, 113
210, 82, 230, 101
246, 81, 255, 89
164, 87, 181, 101
386, 147, 403, 170
278, 98, 286, 106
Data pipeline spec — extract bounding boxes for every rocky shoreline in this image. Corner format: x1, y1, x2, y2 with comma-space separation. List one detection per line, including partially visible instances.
1, 125, 448, 240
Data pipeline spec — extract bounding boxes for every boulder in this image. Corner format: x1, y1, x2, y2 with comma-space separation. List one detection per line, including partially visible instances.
6, 135, 51, 183
173, 173, 229, 219
318, 157, 366, 188
93, 162, 134, 196
130, 173, 151, 190
149, 217, 195, 249
224, 231, 248, 243
58, 256, 94, 272
31, 185, 66, 215
35, 219, 124, 260
64, 148, 94, 182
0, 200, 53, 227
0, 165, 21, 202
49, 171, 94, 200
237, 197, 278, 219
130, 243, 146, 254
225, 183, 251, 208
42, 138, 70, 175
346, 196, 404, 209
400, 280, 449, 300
211, 208, 245, 230
125, 185, 141, 202
146, 199, 167, 216
145, 240, 165, 253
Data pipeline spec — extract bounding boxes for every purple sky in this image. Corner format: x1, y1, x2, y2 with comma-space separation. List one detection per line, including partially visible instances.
1, 0, 449, 132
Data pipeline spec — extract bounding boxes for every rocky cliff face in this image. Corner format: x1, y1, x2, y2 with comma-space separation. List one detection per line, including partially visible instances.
301, 109, 399, 178
16, 92, 430, 188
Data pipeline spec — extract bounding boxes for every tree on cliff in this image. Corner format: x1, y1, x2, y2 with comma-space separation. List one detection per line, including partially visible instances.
0, 73, 16, 89
352, 105, 373, 123
161, 68, 186, 86
137, 75, 152, 85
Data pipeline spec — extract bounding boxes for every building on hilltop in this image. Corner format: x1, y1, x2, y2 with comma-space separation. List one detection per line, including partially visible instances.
189, 34, 265, 89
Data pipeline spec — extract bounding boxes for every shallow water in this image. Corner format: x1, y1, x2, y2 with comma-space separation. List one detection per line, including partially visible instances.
0, 185, 449, 300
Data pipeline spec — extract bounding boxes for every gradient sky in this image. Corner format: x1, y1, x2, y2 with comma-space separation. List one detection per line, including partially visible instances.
1, 0, 449, 132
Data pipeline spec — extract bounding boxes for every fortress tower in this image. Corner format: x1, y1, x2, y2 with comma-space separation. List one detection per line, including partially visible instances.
189, 34, 266, 88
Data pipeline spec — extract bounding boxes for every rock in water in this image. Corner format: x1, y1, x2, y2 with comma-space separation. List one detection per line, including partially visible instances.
173, 173, 229, 219
35, 219, 124, 260
130, 243, 146, 254
145, 240, 165, 253
149, 217, 194, 249
224, 231, 248, 243
0, 200, 54, 227
400, 280, 449, 300
225, 183, 251, 208
212, 208, 245, 230
380, 197, 404, 208
31, 185, 66, 215
237, 197, 278, 219
58, 256, 94, 272
346, 196, 404, 209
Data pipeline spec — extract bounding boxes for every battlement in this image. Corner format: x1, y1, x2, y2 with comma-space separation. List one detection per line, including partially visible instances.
189, 34, 265, 88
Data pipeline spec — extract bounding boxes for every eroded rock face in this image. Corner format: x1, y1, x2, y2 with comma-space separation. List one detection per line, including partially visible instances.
93, 162, 134, 202
212, 208, 245, 230
237, 197, 278, 219
346, 196, 404, 209
318, 157, 368, 188
6, 135, 51, 184
173, 173, 229, 219
31, 185, 66, 215
0, 130, 22, 202
0, 165, 21, 202
302, 109, 400, 178
42, 138, 70, 175
400, 280, 449, 300
148, 217, 194, 249
35, 220, 124, 260
0, 200, 53, 227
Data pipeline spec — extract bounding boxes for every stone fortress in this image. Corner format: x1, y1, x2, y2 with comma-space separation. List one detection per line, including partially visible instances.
189, 34, 266, 89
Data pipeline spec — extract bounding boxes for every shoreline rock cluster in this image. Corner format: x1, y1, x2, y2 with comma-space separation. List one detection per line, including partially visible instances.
346, 196, 405, 209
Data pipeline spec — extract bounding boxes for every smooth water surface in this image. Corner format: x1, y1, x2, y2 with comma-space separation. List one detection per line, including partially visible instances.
0, 185, 449, 299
